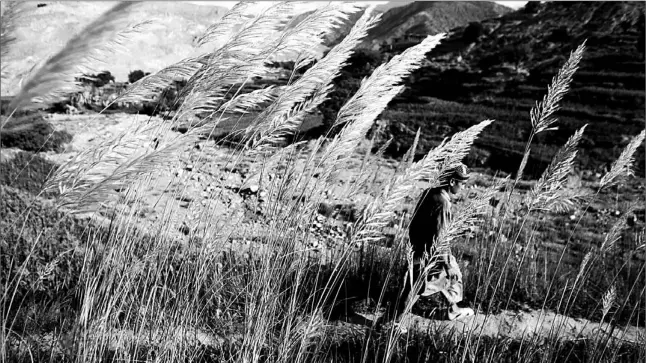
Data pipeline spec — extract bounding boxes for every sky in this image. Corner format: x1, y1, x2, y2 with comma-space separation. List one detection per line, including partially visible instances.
190, 1, 530, 12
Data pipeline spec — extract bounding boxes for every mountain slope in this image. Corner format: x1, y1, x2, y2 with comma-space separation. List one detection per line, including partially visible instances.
289, 1, 511, 49
367, 1, 511, 46
384, 1, 645, 177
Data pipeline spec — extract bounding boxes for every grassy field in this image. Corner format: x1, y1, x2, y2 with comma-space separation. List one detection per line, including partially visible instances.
1, 2, 645, 363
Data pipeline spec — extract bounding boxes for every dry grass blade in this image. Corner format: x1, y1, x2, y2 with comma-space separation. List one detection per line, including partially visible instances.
274, 33, 445, 203
43, 118, 191, 214
600, 204, 637, 253
331, 33, 446, 130
4, 2, 146, 116
196, 1, 255, 48
415, 120, 493, 187
218, 2, 364, 130
244, 5, 378, 149
530, 41, 586, 134
547, 188, 592, 214
429, 176, 504, 268
264, 2, 362, 61
601, 284, 616, 320
599, 129, 645, 189
321, 33, 446, 172
116, 55, 207, 104
525, 125, 587, 211
405, 128, 421, 166
220, 86, 282, 114
573, 251, 593, 287
175, 2, 299, 120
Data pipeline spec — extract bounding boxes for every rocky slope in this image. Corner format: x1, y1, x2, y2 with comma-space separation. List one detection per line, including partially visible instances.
381, 1, 645, 178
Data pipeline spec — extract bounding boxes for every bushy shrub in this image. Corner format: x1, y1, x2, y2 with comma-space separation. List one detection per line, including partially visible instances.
0, 185, 90, 304
1, 115, 73, 152
77, 70, 114, 87
128, 69, 148, 83
0, 151, 60, 196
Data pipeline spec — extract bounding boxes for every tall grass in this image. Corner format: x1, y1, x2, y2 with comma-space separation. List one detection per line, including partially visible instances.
2, 2, 645, 363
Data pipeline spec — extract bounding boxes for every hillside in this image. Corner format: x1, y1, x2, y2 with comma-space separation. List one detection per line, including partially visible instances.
1, 1, 228, 96
366, 1, 511, 47
290, 1, 511, 49
381, 1, 645, 179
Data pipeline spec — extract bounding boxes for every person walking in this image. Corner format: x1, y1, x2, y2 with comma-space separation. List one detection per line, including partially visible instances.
392, 163, 475, 331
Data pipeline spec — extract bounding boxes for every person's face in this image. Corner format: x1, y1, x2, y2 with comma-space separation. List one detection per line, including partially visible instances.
449, 178, 466, 194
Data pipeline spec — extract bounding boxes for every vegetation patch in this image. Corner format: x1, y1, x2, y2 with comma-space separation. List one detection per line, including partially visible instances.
1, 114, 73, 152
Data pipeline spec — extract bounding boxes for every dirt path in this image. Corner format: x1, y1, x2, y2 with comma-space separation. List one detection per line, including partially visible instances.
15, 309, 642, 359
347, 309, 645, 344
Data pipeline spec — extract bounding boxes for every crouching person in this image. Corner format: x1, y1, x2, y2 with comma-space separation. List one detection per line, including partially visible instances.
392, 163, 475, 332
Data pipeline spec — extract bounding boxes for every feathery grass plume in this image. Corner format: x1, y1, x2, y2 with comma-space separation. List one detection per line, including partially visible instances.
116, 55, 207, 104
332, 33, 445, 131
43, 118, 193, 214
355, 120, 493, 243
430, 176, 504, 262
530, 41, 586, 134
510, 42, 585, 183
404, 127, 421, 167
412, 120, 493, 187
0, 1, 21, 81
203, 2, 363, 123
195, 1, 255, 48
4, 2, 146, 117
600, 204, 637, 253
375, 135, 394, 160
266, 33, 444, 207
514, 150, 531, 183
219, 85, 282, 115
319, 33, 445, 175
111, 3, 325, 185
547, 187, 592, 214
524, 125, 587, 211
261, 2, 362, 61
119, 3, 296, 116
244, 5, 378, 149
573, 251, 592, 287
132, 3, 293, 106
600, 129, 646, 189
601, 284, 616, 320
177, 2, 360, 122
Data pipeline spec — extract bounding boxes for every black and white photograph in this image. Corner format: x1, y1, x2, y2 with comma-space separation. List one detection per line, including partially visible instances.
1, 1, 644, 362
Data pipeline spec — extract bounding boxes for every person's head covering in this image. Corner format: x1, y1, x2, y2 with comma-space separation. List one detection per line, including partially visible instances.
451, 163, 470, 181
439, 162, 470, 186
